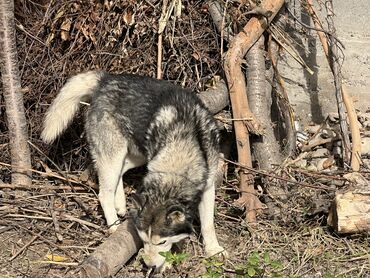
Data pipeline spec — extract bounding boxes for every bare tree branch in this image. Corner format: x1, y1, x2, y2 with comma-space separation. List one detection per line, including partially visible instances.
0, 0, 32, 186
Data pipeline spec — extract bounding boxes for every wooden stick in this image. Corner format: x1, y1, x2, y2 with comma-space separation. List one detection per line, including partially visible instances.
341, 85, 361, 171
306, 0, 357, 167
0, 161, 92, 187
223, 0, 285, 223
50, 196, 64, 242
6, 213, 102, 230
35, 261, 79, 266
156, 0, 170, 79
0, 0, 32, 186
0, 182, 87, 191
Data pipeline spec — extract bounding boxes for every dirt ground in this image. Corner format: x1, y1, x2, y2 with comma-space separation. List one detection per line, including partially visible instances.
1, 169, 369, 278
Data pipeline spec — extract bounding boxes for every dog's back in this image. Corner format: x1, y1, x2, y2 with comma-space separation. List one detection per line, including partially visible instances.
88, 73, 219, 160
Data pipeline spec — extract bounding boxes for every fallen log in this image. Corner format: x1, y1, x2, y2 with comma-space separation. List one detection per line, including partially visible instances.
71, 79, 230, 277
198, 80, 229, 114
71, 219, 141, 278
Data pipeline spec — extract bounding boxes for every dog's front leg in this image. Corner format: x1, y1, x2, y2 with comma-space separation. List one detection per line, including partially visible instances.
96, 156, 124, 233
198, 183, 227, 257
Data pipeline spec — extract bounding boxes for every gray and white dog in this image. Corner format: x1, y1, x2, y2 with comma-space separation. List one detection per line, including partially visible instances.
41, 71, 226, 269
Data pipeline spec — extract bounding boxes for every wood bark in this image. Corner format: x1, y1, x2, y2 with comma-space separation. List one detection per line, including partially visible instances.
71, 219, 142, 278
268, 37, 296, 158
71, 80, 230, 277
246, 35, 282, 169
0, 0, 32, 186
224, 0, 285, 223
198, 80, 229, 114
325, 0, 350, 162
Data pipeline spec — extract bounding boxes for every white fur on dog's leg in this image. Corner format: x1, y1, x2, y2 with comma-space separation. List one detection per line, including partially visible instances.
199, 180, 227, 258
99, 187, 119, 233
96, 151, 126, 232
115, 179, 126, 216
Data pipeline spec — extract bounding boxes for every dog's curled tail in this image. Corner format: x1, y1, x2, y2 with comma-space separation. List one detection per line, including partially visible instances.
41, 71, 102, 143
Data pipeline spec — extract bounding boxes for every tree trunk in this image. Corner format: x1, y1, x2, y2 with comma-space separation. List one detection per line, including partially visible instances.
223, 0, 285, 223
246, 35, 282, 169
0, 0, 31, 186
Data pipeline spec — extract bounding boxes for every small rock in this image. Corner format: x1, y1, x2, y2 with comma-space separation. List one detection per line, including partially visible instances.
306, 165, 317, 172
297, 131, 309, 143
357, 112, 370, 124
306, 124, 321, 134
362, 120, 370, 129
361, 137, 370, 155
315, 158, 327, 171
362, 159, 370, 169
312, 156, 335, 171
343, 172, 369, 187
329, 179, 345, 188
327, 112, 339, 122
294, 159, 307, 168
310, 148, 329, 158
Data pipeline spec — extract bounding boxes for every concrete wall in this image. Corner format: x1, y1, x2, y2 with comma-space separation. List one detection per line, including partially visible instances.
278, 0, 370, 125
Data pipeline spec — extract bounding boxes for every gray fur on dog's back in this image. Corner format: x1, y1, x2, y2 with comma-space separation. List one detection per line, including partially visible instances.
88, 73, 219, 160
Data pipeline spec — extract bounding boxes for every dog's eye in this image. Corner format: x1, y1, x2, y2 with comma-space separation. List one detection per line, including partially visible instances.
158, 240, 167, 245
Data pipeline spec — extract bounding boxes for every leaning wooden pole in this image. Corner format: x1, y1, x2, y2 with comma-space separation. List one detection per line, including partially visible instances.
0, 0, 32, 186
305, 0, 361, 171
224, 0, 285, 223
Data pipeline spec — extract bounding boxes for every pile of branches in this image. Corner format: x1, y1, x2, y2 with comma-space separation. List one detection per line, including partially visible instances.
1, 0, 224, 176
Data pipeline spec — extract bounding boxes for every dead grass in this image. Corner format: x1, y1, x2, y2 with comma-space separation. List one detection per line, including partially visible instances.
0, 170, 369, 278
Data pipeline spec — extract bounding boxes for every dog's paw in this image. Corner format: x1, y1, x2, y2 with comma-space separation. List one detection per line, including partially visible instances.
108, 223, 119, 234
116, 207, 127, 217
205, 245, 228, 259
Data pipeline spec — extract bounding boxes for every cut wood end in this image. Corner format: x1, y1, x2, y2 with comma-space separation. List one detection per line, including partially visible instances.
328, 191, 370, 234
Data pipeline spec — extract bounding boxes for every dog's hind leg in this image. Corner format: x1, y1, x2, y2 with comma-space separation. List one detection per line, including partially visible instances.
199, 158, 227, 257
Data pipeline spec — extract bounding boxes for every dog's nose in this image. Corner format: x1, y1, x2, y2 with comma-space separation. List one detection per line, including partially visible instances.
144, 258, 163, 270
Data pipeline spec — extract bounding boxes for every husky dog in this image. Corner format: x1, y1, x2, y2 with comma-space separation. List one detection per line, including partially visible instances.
41, 71, 226, 269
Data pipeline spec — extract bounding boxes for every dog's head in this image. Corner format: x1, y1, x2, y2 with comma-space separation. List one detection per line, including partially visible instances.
131, 193, 193, 270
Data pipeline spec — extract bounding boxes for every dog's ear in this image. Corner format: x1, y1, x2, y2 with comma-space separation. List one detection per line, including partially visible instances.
166, 205, 186, 225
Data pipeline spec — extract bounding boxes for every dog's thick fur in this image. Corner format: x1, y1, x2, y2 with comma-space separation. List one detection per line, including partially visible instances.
41, 71, 225, 269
